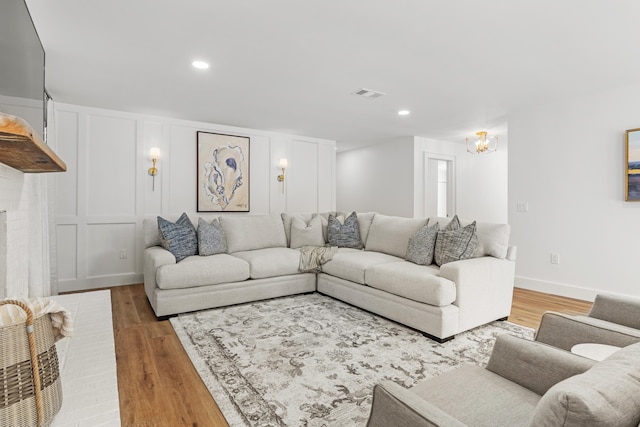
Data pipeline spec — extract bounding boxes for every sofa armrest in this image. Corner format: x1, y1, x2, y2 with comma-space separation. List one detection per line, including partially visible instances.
535, 311, 640, 351
143, 246, 176, 294
439, 256, 515, 329
366, 381, 466, 427
588, 294, 640, 329
486, 334, 595, 396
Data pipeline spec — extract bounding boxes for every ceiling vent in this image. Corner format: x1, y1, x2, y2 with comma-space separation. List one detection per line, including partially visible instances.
352, 88, 386, 99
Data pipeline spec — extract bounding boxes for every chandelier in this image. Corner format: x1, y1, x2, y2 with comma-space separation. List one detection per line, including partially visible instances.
466, 131, 497, 154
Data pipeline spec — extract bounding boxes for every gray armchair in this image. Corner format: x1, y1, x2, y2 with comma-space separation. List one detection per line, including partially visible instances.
535, 293, 640, 351
366, 335, 640, 427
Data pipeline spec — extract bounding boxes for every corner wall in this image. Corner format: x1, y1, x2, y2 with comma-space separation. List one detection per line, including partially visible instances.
508, 83, 640, 300
54, 103, 336, 292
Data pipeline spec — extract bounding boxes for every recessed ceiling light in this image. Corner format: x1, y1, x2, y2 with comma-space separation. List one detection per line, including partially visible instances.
192, 60, 210, 70
398, 110, 410, 116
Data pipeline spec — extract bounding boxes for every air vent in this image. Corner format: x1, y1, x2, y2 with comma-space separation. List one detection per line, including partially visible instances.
352, 88, 386, 99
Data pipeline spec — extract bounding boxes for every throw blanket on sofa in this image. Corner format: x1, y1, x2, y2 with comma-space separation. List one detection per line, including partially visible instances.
299, 245, 338, 272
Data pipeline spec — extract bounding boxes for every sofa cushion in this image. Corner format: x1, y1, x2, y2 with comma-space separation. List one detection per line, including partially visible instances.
406, 221, 439, 266
356, 212, 376, 246
157, 213, 198, 262
220, 215, 287, 253
290, 216, 324, 249
365, 214, 426, 258
197, 217, 227, 256
529, 342, 640, 427
365, 261, 456, 306
232, 247, 302, 279
281, 213, 314, 246
434, 221, 478, 266
156, 254, 250, 290
321, 249, 403, 284
327, 212, 364, 249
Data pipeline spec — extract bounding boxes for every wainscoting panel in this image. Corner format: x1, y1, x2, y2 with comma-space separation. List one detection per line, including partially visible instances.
56, 224, 77, 281
86, 223, 137, 278
54, 110, 79, 217
287, 140, 319, 213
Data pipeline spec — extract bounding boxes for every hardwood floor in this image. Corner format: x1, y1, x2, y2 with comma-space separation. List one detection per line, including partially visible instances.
107, 284, 591, 427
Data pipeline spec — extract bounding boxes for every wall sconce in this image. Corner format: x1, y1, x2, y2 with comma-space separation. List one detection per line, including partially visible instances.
148, 147, 160, 191
277, 158, 288, 193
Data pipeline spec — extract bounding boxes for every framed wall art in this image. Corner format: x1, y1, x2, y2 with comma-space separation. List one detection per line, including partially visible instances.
626, 128, 640, 201
197, 131, 250, 212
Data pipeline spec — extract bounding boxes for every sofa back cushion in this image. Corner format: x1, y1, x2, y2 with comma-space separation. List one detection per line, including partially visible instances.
290, 216, 325, 249
529, 342, 640, 427
219, 215, 287, 253
365, 214, 426, 258
429, 217, 510, 259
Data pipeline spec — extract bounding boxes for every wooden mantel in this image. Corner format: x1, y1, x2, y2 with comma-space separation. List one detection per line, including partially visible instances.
0, 112, 66, 173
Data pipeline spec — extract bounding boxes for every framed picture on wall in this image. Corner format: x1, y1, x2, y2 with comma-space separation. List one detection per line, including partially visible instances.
626, 128, 640, 201
197, 131, 250, 212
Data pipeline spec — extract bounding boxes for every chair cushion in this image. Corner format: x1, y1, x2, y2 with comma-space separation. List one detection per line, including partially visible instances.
321, 249, 403, 284
365, 214, 426, 258
156, 254, 250, 289
220, 215, 287, 253
406, 221, 439, 265
327, 212, 364, 249
529, 341, 640, 427
365, 261, 456, 306
157, 213, 198, 262
197, 217, 227, 256
232, 248, 302, 279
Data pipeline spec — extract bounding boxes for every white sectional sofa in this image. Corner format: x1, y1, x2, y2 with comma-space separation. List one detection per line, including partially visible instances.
143, 212, 515, 342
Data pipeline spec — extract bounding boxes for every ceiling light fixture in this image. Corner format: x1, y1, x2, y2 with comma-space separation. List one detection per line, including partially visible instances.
398, 110, 410, 116
466, 131, 498, 154
192, 60, 210, 70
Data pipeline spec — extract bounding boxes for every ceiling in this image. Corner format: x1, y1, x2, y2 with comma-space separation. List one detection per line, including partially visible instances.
25, 0, 640, 151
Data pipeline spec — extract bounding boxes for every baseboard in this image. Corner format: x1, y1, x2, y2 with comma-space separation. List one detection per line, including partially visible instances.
515, 276, 599, 302
58, 273, 143, 293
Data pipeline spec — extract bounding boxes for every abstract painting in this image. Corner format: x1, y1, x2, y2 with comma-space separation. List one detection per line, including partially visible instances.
626, 128, 640, 201
197, 131, 250, 212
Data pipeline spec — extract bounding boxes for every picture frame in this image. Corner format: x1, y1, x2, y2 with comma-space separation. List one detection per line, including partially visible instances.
197, 131, 250, 212
626, 128, 640, 201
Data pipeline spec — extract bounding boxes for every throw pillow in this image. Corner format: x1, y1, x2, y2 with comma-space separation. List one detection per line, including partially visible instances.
327, 211, 363, 249
444, 215, 461, 231
157, 213, 198, 262
290, 216, 325, 249
434, 221, 478, 266
406, 221, 440, 265
197, 217, 227, 256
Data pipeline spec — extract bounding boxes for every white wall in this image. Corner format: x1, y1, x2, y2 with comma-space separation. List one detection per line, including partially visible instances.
337, 136, 508, 222
509, 83, 640, 301
54, 103, 336, 292
336, 137, 415, 217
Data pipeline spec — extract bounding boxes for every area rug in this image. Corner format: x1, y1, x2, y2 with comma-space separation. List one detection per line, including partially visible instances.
170, 293, 534, 427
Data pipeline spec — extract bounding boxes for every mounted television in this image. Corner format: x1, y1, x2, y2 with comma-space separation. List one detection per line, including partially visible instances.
0, 0, 46, 140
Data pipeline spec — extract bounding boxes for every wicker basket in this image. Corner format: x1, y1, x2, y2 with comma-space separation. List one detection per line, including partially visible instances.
0, 300, 63, 427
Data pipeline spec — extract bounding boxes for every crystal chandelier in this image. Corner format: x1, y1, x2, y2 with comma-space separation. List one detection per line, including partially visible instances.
466, 131, 497, 154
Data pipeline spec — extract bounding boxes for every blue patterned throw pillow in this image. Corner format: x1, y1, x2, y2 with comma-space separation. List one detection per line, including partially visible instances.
157, 213, 198, 262
406, 220, 440, 265
197, 217, 227, 256
327, 211, 363, 249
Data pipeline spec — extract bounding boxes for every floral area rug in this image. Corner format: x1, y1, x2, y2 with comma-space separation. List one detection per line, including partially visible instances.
170, 293, 534, 427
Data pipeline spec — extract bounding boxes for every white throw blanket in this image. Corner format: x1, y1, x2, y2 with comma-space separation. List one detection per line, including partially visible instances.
298, 245, 338, 272
0, 297, 73, 341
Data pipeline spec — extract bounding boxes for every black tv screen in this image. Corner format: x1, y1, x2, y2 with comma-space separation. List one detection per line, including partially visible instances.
0, 0, 46, 139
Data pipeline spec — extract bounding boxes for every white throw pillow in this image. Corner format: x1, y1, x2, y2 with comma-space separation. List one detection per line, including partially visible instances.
290, 216, 325, 249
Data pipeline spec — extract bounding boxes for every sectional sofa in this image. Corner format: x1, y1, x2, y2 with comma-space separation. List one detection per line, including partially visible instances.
143, 212, 515, 342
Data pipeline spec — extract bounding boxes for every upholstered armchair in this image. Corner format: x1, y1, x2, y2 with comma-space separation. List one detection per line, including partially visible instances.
535, 293, 640, 351
366, 335, 640, 427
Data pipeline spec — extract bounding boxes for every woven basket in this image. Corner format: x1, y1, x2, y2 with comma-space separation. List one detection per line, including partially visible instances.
0, 300, 63, 427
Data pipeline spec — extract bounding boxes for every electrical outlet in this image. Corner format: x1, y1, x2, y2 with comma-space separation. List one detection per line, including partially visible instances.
516, 201, 529, 212
551, 253, 560, 264
119, 249, 127, 259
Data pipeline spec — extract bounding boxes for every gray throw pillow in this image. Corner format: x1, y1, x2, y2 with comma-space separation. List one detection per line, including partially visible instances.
434, 221, 478, 266
327, 211, 363, 249
157, 213, 198, 262
406, 221, 440, 265
197, 217, 227, 256
290, 216, 325, 249
444, 215, 461, 231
